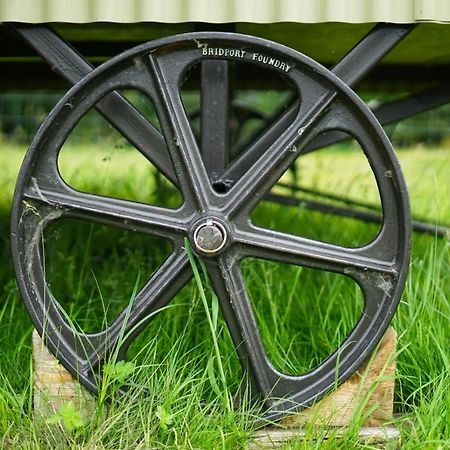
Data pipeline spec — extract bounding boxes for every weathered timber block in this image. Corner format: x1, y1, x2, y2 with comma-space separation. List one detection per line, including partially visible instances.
250, 328, 398, 448
32, 330, 95, 419
33, 326, 397, 444
281, 327, 397, 428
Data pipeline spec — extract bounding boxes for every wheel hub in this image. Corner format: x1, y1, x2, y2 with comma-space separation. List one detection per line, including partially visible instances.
193, 219, 227, 254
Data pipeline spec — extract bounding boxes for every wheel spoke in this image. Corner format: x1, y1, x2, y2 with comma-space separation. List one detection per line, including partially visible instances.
225, 101, 336, 217
144, 54, 219, 210
19, 200, 192, 374
220, 69, 334, 202
80, 251, 192, 370
203, 255, 280, 400
217, 102, 298, 188
235, 225, 397, 277
23, 183, 190, 239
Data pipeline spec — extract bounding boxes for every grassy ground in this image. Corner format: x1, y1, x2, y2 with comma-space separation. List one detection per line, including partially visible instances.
0, 141, 449, 448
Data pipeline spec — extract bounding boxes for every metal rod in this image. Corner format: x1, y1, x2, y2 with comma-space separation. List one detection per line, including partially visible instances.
276, 182, 382, 211
10, 23, 177, 184
331, 23, 416, 87
305, 82, 450, 152
265, 193, 449, 238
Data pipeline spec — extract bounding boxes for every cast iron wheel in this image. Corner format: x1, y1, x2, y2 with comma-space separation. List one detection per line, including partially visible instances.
11, 32, 411, 421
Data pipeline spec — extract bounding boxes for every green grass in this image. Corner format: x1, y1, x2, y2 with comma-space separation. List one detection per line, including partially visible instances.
0, 142, 449, 448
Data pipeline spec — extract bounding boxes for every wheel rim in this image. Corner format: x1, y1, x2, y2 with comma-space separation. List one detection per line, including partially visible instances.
11, 32, 411, 421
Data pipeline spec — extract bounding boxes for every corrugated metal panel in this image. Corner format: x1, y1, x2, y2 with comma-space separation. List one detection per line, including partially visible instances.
1, 0, 450, 23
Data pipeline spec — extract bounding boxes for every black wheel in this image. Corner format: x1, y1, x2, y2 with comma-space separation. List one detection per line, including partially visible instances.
11, 32, 411, 421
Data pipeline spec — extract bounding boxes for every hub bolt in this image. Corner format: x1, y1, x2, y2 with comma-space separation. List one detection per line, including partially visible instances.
193, 220, 227, 253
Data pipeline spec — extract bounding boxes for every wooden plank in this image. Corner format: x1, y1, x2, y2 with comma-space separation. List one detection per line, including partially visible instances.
249, 426, 400, 449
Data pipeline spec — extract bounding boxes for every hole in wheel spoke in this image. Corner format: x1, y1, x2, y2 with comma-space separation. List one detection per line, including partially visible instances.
251, 133, 382, 247
43, 218, 173, 334
242, 258, 364, 376
58, 90, 182, 209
